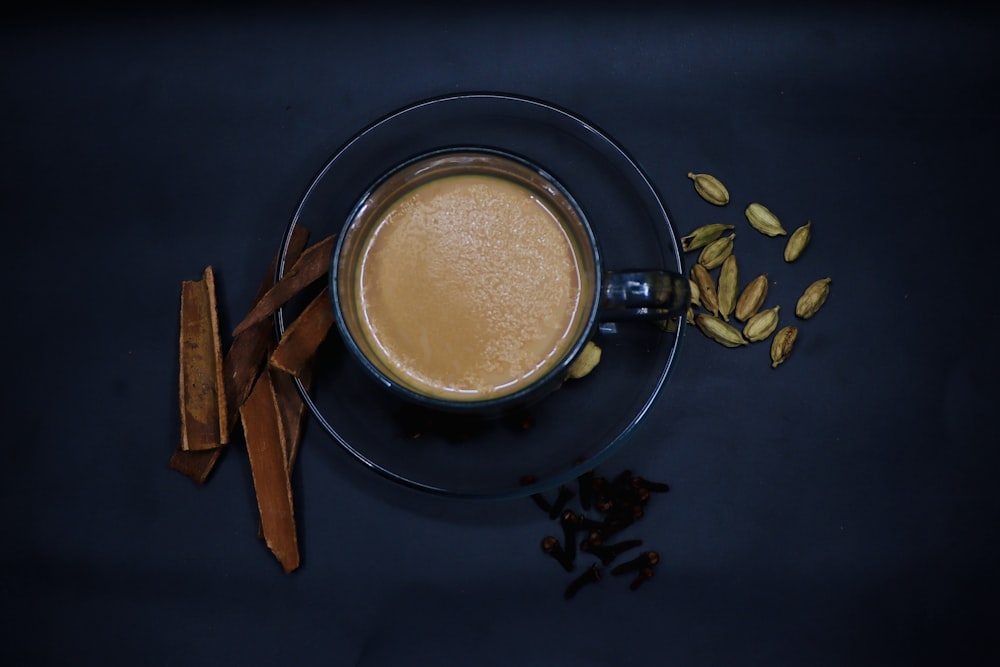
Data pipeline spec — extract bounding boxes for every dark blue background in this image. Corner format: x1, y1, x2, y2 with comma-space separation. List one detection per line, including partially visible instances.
3, 4, 997, 665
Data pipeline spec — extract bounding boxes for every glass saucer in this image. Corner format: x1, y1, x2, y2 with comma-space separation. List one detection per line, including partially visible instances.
275, 92, 686, 500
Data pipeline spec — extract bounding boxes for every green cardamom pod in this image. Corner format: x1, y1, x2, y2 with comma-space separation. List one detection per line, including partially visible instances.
795, 277, 832, 319
697, 233, 735, 270
743, 305, 780, 342
745, 202, 787, 237
690, 263, 719, 317
695, 313, 747, 348
784, 220, 812, 262
567, 341, 602, 379
770, 325, 798, 368
687, 172, 730, 206
680, 223, 735, 252
734, 273, 769, 322
654, 315, 681, 333
717, 254, 738, 322
688, 279, 702, 308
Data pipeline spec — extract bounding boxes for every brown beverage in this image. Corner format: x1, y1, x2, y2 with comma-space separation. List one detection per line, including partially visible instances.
349, 170, 592, 401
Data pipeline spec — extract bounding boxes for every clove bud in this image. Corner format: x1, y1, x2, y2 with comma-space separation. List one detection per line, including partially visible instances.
564, 563, 602, 600
559, 510, 581, 563
520, 474, 552, 514
629, 566, 655, 591
611, 550, 660, 576
631, 476, 670, 494
541, 536, 574, 572
548, 485, 575, 520
585, 538, 643, 566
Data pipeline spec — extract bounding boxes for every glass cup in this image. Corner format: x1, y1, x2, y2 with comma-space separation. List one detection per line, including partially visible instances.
331, 147, 690, 416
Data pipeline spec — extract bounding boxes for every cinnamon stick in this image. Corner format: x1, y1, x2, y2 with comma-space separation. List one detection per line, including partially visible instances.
253, 367, 310, 541
168, 447, 222, 485
179, 266, 228, 451
268, 285, 335, 377
272, 366, 311, 472
231, 232, 337, 337
223, 225, 312, 421
240, 368, 300, 573
170, 226, 310, 483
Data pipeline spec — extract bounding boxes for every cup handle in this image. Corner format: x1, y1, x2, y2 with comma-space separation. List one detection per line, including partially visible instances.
599, 270, 691, 320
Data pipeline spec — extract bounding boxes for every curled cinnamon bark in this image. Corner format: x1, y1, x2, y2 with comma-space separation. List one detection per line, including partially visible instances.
169, 226, 310, 483
268, 286, 334, 378
178, 266, 228, 451
231, 232, 337, 337
271, 365, 311, 472
240, 368, 300, 573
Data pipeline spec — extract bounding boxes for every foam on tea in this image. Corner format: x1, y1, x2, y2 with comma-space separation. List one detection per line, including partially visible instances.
352, 171, 589, 401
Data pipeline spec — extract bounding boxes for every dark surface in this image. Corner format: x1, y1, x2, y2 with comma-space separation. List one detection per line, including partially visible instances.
3, 5, 998, 665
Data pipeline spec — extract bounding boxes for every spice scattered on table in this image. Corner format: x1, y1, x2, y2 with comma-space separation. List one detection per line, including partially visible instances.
784, 221, 812, 263
795, 277, 832, 320
169, 226, 337, 573
681, 171, 831, 366
744, 202, 787, 237
525, 468, 668, 598
770, 325, 799, 368
178, 266, 228, 452
687, 172, 730, 207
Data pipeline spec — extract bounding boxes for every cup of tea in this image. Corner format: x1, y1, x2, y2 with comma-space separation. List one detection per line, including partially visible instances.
331, 147, 690, 415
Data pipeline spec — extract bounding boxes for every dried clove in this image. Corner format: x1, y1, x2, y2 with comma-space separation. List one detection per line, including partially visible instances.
579, 529, 605, 554
611, 550, 660, 576
520, 474, 552, 514
548, 485, 575, 520
629, 566, 655, 591
570, 512, 606, 534
600, 503, 644, 539
612, 469, 634, 487
592, 469, 651, 515
541, 536, 574, 572
564, 563, 602, 600
531, 466, 670, 597
631, 475, 670, 494
585, 538, 643, 566
589, 475, 608, 499
559, 510, 581, 562
576, 462, 595, 510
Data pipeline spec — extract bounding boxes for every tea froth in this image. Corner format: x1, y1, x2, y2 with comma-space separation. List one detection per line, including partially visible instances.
355, 173, 585, 400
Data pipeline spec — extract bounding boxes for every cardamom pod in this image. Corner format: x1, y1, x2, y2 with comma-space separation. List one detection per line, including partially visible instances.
687, 172, 730, 206
795, 277, 832, 319
784, 220, 812, 262
695, 313, 747, 348
770, 325, 798, 368
697, 232, 735, 269
743, 305, 780, 342
680, 223, 734, 252
567, 341, 602, 379
745, 202, 787, 237
690, 263, 719, 317
734, 273, 769, 322
717, 254, 738, 322
654, 316, 681, 334
688, 279, 702, 308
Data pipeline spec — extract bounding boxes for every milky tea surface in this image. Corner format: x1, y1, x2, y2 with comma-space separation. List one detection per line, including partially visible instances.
355, 173, 587, 401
